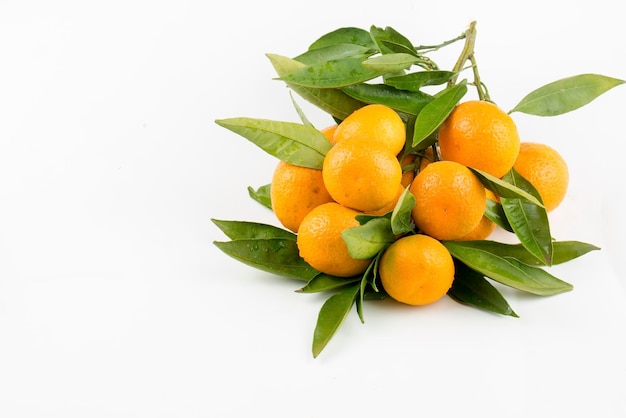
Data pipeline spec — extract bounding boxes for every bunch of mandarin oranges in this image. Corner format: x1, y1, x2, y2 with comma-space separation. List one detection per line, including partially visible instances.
271, 101, 569, 306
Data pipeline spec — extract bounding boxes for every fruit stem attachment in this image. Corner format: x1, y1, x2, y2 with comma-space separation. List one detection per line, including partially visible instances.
448, 21, 491, 101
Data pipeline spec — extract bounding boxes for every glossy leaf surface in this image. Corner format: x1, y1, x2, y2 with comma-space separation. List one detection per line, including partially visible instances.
312, 284, 359, 358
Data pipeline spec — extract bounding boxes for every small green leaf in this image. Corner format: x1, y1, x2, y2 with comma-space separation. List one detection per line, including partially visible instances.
501, 169, 553, 266
369, 25, 416, 56
277, 57, 380, 88
294, 43, 374, 65
412, 81, 467, 147
312, 284, 360, 358
215, 117, 331, 169
247, 184, 272, 209
266, 53, 364, 120
213, 238, 319, 281
342, 83, 433, 115
469, 167, 544, 207
211, 218, 293, 240
362, 53, 419, 73
448, 261, 518, 317
342, 217, 395, 259
390, 187, 416, 235
484, 197, 512, 232
308, 27, 376, 50
443, 241, 573, 296
509, 73, 625, 116
385, 71, 457, 91
297, 274, 361, 293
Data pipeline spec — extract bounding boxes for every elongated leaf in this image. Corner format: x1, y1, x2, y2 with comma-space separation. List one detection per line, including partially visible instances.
448, 261, 518, 317
211, 219, 294, 240
385, 71, 457, 91
370, 25, 416, 56
484, 197, 512, 232
501, 169, 553, 265
308, 27, 376, 50
412, 81, 467, 147
390, 187, 416, 234
278, 57, 380, 88
215, 117, 331, 169
509, 73, 625, 116
451, 240, 600, 266
296, 274, 361, 293
247, 184, 272, 209
469, 167, 544, 207
312, 284, 359, 358
294, 43, 374, 65
266, 53, 364, 120
443, 241, 573, 295
213, 239, 319, 281
362, 53, 419, 73
342, 217, 395, 259
342, 83, 433, 115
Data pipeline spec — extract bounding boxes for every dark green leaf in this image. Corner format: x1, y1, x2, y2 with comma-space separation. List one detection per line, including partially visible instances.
294, 44, 374, 65
297, 274, 361, 293
469, 167, 544, 207
412, 81, 467, 147
385, 71, 457, 91
308, 27, 376, 50
277, 57, 380, 88
448, 261, 518, 317
342, 217, 395, 259
484, 197, 512, 232
213, 238, 319, 281
443, 241, 573, 296
390, 186, 416, 234
247, 184, 272, 209
266, 53, 365, 120
501, 169, 553, 266
312, 284, 360, 358
211, 218, 294, 240
370, 26, 416, 56
342, 83, 433, 115
509, 73, 625, 116
362, 53, 419, 73
215, 117, 331, 169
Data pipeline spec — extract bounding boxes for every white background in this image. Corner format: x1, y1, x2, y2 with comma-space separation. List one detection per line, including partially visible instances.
1, 1, 625, 417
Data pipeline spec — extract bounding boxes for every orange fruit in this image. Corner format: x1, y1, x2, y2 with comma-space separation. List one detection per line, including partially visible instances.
270, 161, 334, 232
409, 160, 486, 240
438, 100, 520, 178
332, 104, 406, 155
321, 125, 338, 144
296, 202, 371, 277
513, 142, 569, 213
322, 137, 402, 212
459, 190, 497, 240
379, 234, 455, 306
365, 183, 405, 216
400, 154, 416, 188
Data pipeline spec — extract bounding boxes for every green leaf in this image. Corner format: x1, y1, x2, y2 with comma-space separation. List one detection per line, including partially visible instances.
266, 53, 364, 120
501, 169, 553, 265
390, 186, 416, 234
294, 43, 374, 65
412, 81, 467, 147
215, 117, 331, 169
342, 217, 395, 259
312, 284, 360, 358
469, 167, 544, 207
213, 238, 319, 281
211, 218, 294, 240
443, 241, 573, 296
452, 240, 600, 267
277, 57, 380, 88
509, 73, 625, 116
247, 184, 272, 209
296, 274, 361, 293
385, 71, 457, 92
369, 25, 416, 56
362, 53, 419, 73
342, 83, 433, 115
308, 27, 376, 50
447, 261, 518, 317
484, 197, 512, 232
